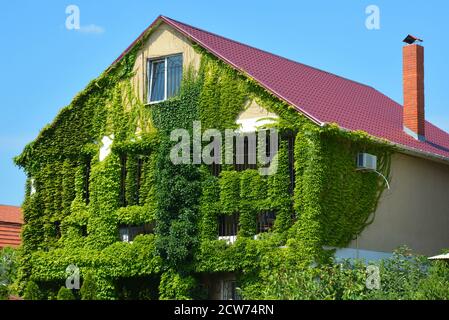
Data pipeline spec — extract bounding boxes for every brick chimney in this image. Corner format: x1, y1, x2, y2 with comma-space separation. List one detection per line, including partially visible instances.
403, 34, 425, 141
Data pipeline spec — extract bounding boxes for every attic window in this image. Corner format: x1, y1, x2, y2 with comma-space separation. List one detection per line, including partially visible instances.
148, 54, 183, 103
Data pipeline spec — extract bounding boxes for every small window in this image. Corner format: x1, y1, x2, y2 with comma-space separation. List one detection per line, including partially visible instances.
233, 131, 277, 172
284, 134, 295, 194
234, 134, 258, 172
218, 214, 239, 237
119, 223, 154, 243
136, 156, 145, 205
54, 221, 61, 239
148, 54, 183, 103
81, 225, 88, 237
256, 211, 276, 234
120, 154, 127, 207
83, 159, 91, 205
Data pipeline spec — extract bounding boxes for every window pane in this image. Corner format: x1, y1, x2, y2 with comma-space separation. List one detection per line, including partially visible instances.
150, 60, 165, 102
167, 55, 183, 98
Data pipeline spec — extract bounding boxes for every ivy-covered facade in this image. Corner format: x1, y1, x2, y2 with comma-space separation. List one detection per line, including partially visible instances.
14, 16, 393, 300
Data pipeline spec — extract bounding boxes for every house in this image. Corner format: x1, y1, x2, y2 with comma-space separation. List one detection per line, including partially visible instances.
14, 15, 449, 300
0, 205, 23, 248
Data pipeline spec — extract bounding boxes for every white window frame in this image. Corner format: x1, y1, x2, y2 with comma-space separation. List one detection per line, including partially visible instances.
147, 54, 182, 104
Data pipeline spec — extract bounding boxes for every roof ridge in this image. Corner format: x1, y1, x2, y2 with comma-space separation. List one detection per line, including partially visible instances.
161, 16, 375, 91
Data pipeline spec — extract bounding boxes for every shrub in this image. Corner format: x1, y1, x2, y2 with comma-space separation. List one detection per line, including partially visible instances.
0, 285, 8, 300
414, 260, 449, 300
0, 247, 18, 298
57, 286, 76, 300
23, 281, 42, 300
80, 272, 97, 300
242, 247, 449, 300
159, 270, 196, 300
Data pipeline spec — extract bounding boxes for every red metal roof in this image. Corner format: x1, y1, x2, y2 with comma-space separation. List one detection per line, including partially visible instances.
115, 16, 449, 162
0, 205, 22, 248
0, 205, 23, 225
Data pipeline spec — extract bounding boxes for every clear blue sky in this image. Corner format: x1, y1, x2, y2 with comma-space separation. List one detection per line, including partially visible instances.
1, 0, 448, 206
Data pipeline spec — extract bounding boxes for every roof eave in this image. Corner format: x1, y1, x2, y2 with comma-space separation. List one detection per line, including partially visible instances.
324, 123, 449, 166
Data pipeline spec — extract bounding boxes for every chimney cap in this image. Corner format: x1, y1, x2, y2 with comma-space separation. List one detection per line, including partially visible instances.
403, 34, 423, 45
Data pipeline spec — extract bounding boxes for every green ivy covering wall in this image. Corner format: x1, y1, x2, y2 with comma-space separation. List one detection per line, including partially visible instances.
14, 38, 392, 300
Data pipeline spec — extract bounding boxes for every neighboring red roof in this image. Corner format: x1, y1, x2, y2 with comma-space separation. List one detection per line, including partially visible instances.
114, 16, 449, 162
0, 205, 23, 224
0, 205, 23, 248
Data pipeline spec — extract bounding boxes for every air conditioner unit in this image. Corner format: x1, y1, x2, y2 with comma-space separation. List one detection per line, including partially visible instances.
356, 153, 377, 171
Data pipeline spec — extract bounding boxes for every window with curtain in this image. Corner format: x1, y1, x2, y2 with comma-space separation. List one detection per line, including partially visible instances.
148, 54, 183, 103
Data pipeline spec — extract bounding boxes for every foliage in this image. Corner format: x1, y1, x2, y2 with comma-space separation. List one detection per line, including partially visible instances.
57, 286, 76, 300
0, 247, 18, 298
0, 285, 7, 300
414, 260, 449, 300
23, 281, 42, 300
159, 270, 196, 300
80, 272, 97, 300
242, 247, 449, 300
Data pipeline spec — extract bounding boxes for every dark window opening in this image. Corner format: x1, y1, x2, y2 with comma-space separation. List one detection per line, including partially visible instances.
83, 159, 91, 205
256, 211, 276, 234
136, 157, 145, 205
218, 214, 239, 237
81, 225, 88, 237
222, 280, 241, 300
119, 223, 154, 242
54, 221, 61, 239
207, 144, 222, 177
210, 162, 222, 177
120, 154, 127, 207
233, 131, 277, 172
234, 135, 258, 172
259, 130, 273, 171
284, 134, 295, 194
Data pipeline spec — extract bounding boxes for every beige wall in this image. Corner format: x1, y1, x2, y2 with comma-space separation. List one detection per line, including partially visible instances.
349, 152, 449, 256
131, 22, 202, 102
236, 100, 278, 132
